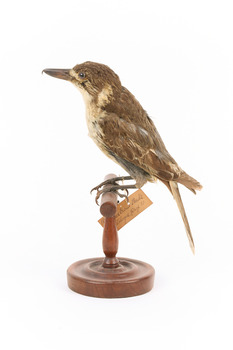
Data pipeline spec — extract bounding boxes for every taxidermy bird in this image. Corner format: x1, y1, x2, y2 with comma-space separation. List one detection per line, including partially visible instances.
43, 61, 202, 253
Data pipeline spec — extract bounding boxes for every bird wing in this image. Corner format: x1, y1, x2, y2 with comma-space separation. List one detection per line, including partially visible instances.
98, 114, 181, 182
98, 113, 200, 254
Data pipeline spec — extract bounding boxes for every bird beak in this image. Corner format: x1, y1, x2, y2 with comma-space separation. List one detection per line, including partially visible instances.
42, 68, 71, 81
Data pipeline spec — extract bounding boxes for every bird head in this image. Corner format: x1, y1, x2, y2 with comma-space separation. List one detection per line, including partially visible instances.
43, 61, 121, 105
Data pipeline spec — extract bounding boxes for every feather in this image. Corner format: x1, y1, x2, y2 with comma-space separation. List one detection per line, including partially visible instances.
169, 181, 195, 254
44, 60, 202, 253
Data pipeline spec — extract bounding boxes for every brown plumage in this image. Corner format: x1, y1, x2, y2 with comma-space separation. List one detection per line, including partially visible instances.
43, 61, 202, 253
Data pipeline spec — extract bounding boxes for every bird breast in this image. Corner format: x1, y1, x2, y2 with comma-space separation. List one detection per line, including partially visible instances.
83, 98, 106, 150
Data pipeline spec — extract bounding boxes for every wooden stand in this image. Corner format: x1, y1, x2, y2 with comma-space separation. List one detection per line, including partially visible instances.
67, 174, 155, 298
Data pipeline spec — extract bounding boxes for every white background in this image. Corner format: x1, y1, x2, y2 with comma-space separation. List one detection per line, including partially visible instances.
1, 0, 233, 349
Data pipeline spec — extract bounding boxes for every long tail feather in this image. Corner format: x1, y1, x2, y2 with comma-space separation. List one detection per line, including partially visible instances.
169, 181, 195, 254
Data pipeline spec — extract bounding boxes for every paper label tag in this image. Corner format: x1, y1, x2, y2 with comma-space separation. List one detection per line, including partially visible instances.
98, 189, 153, 230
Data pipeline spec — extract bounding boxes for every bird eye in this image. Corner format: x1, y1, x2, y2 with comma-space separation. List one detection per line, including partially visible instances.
78, 72, 85, 79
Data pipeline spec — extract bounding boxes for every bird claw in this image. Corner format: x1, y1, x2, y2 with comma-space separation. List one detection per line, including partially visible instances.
90, 180, 118, 194
91, 176, 135, 205
94, 191, 101, 206
92, 186, 129, 206
116, 189, 129, 204
90, 176, 133, 195
90, 183, 113, 195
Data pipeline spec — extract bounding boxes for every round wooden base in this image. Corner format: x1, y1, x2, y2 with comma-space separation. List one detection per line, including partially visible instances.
67, 257, 155, 298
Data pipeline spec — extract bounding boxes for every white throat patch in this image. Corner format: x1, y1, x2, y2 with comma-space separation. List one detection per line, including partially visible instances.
97, 84, 113, 107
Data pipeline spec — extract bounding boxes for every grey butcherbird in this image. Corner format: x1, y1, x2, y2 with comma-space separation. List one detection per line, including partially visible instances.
43, 61, 202, 253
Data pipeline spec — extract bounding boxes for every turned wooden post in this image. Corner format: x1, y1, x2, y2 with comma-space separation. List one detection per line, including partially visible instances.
67, 173, 155, 298
100, 174, 119, 268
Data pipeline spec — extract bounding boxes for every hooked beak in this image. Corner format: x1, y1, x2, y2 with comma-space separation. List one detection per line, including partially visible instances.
42, 68, 71, 81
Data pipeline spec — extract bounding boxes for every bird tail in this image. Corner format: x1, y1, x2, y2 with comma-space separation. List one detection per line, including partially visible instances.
177, 171, 202, 194
169, 181, 195, 254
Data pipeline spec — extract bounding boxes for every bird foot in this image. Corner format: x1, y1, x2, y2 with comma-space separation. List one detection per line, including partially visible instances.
94, 186, 130, 205
90, 176, 133, 194
91, 176, 137, 205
